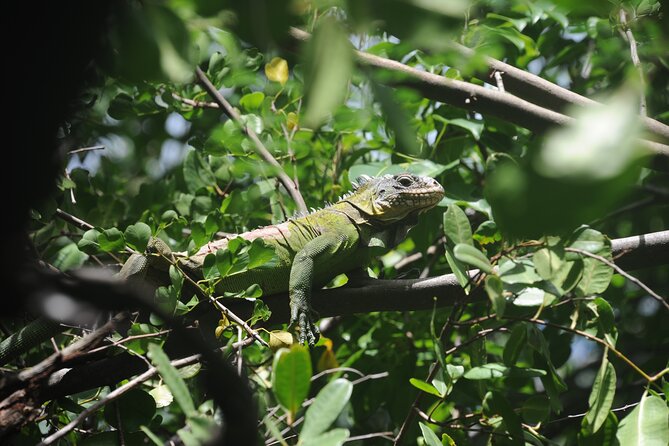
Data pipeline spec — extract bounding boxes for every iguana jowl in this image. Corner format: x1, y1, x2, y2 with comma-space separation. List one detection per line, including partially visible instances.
175, 173, 444, 344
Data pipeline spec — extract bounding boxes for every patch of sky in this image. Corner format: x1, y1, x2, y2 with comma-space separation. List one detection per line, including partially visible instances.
638, 295, 660, 317
147, 139, 189, 179
527, 57, 546, 75
165, 112, 191, 138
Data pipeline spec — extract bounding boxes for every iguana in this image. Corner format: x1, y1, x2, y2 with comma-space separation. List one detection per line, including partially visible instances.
0, 173, 443, 361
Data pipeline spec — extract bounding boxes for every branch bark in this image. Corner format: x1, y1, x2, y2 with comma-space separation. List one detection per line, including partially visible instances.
289, 28, 669, 152
35, 231, 669, 400
194, 67, 308, 214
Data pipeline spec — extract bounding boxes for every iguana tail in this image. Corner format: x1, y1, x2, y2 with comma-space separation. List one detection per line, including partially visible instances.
0, 318, 63, 366
0, 245, 161, 366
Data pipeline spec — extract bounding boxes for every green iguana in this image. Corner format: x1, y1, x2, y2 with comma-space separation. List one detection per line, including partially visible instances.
0, 173, 443, 361
176, 173, 444, 344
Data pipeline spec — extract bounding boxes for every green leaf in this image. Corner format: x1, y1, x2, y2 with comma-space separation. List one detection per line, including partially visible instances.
239, 91, 265, 111
584, 358, 616, 434
302, 18, 353, 128
499, 258, 542, 285
484, 275, 506, 318
205, 121, 243, 155
503, 323, 527, 366
77, 229, 101, 254
464, 363, 545, 380
444, 247, 471, 292
588, 297, 615, 334
149, 384, 173, 408
140, 426, 164, 446
272, 345, 312, 419
103, 388, 156, 432
465, 363, 507, 380
453, 243, 493, 274
98, 228, 125, 252
409, 378, 443, 397
125, 222, 151, 252
616, 394, 669, 446
447, 118, 484, 140
522, 395, 550, 424
215, 248, 234, 277
52, 242, 89, 271
372, 82, 420, 155
533, 247, 564, 281
535, 88, 642, 182
300, 378, 353, 440
300, 428, 350, 446
419, 422, 442, 446
513, 287, 552, 307
186, 414, 217, 443
482, 391, 524, 441
247, 239, 279, 269
443, 205, 473, 246
183, 148, 216, 193
147, 343, 195, 416
579, 412, 619, 446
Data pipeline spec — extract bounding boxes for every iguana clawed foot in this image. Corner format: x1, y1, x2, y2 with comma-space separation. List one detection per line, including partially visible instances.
289, 304, 320, 346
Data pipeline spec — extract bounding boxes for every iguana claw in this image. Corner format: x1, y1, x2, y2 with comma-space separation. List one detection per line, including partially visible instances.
289, 305, 320, 346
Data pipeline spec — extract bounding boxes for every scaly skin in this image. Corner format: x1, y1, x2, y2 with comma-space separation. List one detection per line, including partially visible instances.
177, 173, 444, 344
0, 174, 444, 360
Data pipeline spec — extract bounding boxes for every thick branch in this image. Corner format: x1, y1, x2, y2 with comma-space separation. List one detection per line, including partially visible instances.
194, 67, 308, 214
36, 231, 669, 400
289, 28, 669, 152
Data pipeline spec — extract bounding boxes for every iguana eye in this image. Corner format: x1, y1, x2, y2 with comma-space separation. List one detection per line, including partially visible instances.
397, 175, 413, 187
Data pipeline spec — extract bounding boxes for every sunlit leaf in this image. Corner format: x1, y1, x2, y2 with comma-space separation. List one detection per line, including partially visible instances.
265, 57, 289, 85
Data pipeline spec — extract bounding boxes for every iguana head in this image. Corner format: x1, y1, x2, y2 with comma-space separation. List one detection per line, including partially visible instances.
344, 173, 444, 222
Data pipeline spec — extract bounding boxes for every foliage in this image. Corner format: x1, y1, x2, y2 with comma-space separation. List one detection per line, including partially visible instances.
8, 0, 669, 444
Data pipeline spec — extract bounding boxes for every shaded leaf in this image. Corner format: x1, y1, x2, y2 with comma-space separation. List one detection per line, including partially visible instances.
301, 379, 352, 440
147, 343, 195, 416
617, 394, 669, 446
272, 345, 312, 419
453, 243, 493, 273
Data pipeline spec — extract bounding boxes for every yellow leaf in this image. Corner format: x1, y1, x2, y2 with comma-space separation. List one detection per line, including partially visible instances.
268, 330, 296, 351
317, 338, 339, 371
265, 57, 289, 85
214, 325, 225, 339
286, 112, 299, 131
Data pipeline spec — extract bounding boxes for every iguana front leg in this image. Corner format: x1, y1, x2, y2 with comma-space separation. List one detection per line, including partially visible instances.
288, 227, 358, 345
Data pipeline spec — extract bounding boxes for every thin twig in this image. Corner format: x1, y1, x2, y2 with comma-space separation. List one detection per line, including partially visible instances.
194, 67, 308, 213
619, 9, 647, 116
171, 92, 220, 109
64, 170, 76, 204
547, 401, 641, 425
504, 316, 667, 383
565, 247, 668, 311
86, 329, 172, 355
38, 336, 255, 446
492, 70, 505, 93
54, 208, 131, 260
346, 431, 395, 442
67, 145, 105, 155
162, 251, 270, 348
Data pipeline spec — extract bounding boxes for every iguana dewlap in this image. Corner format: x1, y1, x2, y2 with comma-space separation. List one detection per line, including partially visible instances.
176, 173, 444, 345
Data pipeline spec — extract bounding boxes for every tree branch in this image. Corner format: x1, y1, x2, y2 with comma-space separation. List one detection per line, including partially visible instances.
566, 246, 668, 310
38, 336, 255, 446
31, 230, 669, 400
194, 67, 308, 214
288, 28, 669, 152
